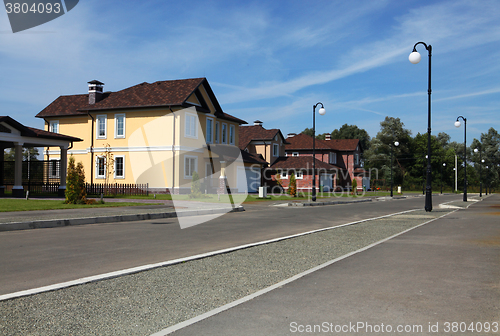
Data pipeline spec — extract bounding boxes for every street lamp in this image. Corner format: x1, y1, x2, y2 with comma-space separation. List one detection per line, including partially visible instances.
390, 140, 399, 197
474, 147, 483, 197
441, 162, 446, 194
455, 116, 467, 201
312, 102, 325, 202
409, 41, 433, 212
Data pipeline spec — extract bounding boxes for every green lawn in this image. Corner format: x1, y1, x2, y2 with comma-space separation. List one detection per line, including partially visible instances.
0, 199, 161, 212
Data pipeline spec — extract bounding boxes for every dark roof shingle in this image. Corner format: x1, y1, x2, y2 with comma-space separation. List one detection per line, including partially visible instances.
270, 156, 340, 170
238, 125, 289, 150
36, 78, 247, 124
285, 133, 360, 151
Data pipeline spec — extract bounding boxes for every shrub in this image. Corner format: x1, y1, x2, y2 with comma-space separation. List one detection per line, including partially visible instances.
288, 173, 297, 197
352, 178, 358, 195
65, 156, 87, 204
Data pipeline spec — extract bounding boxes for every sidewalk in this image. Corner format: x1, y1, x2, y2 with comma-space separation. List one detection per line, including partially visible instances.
166, 194, 499, 335
0, 197, 243, 231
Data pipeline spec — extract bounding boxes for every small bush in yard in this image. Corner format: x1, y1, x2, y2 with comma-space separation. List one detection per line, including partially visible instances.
65, 156, 87, 204
288, 173, 297, 197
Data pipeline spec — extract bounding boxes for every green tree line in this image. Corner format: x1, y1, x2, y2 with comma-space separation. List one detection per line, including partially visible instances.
303, 118, 499, 192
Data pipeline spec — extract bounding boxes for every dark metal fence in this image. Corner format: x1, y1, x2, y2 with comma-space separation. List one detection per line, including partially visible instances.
2, 160, 148, 197
86, 183, 149, 196
2, 160, 61, 195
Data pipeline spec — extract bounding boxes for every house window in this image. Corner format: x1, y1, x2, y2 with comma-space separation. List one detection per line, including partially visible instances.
273, 143, 279, 157
184, 155, 198, 179
354, 154, 359, 165
115, 156, 124, 178
115, 114, 125, 138
49, 159, 59, 178
330, 152, 337, 164
206, 118, 214, 144
96, 157, 106, 179
280, 171, 288, 179
215, 122, 220, 143
49, 120, 59, 133
96, 115, 107, 139
222, 123, 227, 144
229, 125, 235, 145
296, 171, 303, 179
185, 113, 198, 138
292, 152, 299, 157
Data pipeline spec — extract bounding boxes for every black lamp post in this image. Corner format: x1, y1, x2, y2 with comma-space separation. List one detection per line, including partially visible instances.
390, 139, 399, 197
409, 42, 433, 212
455, 116, 467, 201
441, 162, 446, 194
311, 102, 325, 202
474, 147, 483, 197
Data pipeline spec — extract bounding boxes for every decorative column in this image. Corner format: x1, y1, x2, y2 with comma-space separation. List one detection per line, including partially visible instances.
58, 145, 68, 197
218, 161, 227, 194
12, 142, 24, 198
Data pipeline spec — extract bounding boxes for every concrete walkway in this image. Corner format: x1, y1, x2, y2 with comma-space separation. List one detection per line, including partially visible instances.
167, 194, 500, 335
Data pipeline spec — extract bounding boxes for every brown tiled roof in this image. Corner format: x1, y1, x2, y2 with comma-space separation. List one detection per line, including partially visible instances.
241, 151, 267, 165
0, 116, 82, 142
284, 133, 332, 150
36, 78, 247, 124
324, 139, 360, 151
285, 133, 360, 152
269, 156, 340, 170
238, 125, 289, 150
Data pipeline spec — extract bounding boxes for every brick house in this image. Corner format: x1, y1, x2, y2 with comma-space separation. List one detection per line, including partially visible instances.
239, 122, 368, 193
284, 133, 368, 191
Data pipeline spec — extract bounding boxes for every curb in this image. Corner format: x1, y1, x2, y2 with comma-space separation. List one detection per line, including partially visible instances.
286, 198, 373, 207
0, 206, 245, 232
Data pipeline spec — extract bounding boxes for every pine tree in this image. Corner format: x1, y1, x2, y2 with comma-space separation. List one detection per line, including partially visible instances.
289, 173, 297, 197
65, 156, 87, 204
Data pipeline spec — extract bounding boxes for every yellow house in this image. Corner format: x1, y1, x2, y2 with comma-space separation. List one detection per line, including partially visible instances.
36, 78, 265, 194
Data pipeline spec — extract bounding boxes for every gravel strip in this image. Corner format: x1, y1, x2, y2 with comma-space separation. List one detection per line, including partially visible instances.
0, 209, 453, 336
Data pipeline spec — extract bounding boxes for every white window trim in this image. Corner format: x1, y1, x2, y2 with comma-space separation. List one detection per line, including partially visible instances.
292, 152, 299, 157
114, 155, 125, 179
184, 155, 198, 179
184, 113, 198, 139
280, 171, 288, 179
49, 120, 59, 134
96, 156, 106, 179
229, 125, 235, 145
206, 117, 214, 144
273, 143, 279, 157
295, 171, 303, 179
114, 114, 126, 139
215, 122, 220, 144
96, 115, 107, 139
222, 123, 227, 144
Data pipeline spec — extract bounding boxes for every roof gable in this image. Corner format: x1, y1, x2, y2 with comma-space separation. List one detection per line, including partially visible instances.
35, 78, 247, 124
285, 133, 361, 152
238, 125, 289, 150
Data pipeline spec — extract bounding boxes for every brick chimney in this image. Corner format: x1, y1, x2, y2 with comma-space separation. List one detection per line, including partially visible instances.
254, 120, 263, 126
88, 80, 104, 104
325, 133, 331, 141
287, 133, 296, 138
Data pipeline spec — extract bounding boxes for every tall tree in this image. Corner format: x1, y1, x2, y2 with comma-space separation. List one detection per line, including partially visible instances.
3, 147, 40, 161
331, 124, 371, 150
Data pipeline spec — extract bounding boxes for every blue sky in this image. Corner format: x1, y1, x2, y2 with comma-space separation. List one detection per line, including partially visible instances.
1, 0, 499, 145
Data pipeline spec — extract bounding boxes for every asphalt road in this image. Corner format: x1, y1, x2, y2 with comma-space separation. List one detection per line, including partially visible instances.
170, 194, 500, 336
0, 194, 462, 295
